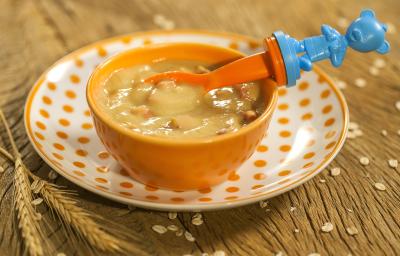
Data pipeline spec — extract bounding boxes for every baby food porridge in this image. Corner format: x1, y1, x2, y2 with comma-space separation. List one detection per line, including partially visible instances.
96, 60, 266, 139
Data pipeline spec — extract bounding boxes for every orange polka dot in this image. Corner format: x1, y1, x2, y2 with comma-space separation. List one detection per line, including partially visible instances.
279, 130, 291, 138
248, 41, 261, 49
279, 145, 291, 152
278, 88, 287, 96
70, 75, 80, 84
229, 42, 239, 50
278, 170, 292, 176
97, 47, 107, 57
145, 185, 158, 191
73, 170, 85, 177
59, 118, 70, 127
252, 184, 264, 190
62, 105, 74, 113
34, 132, 45, 140
325, 130, 336, 139
306, 139, 316, 147
36, 121, 46, 130
171, 197, 184, 202
324, 118, 335, 127
65, 90, 77, 99
39, 109, 49, 118
278, 103, 289, 110
56, 131, 68, 139
198, 197, 212, 202
198, 187, 212, 194
257, 145, 268, 152
226, 186, 239, 193
143, 38, 152, 45
254, 160, 267, 167
47, 82, 56, 91
97, 151, 110, 159
81, 123, 93, 130
119, 191, 133, 196
75, 149, 88, 157
95, 177, 108, 183
78, 137, 90, 144
253, 173, 266, 180
75, 59, 84, 67
42, 96, 52, 105
318, 74, 327, 83
73, 161, 86, 168
325, 141, 336, 150
120, 182, 133, 188
228, 172, 240, 181
299, 98, 310, 107
322, 105, 333, 114
53, 143, 65, 151
84, 110, 91, 117
52, 152, 64, 160
298, 81, 309, 91
302, 113, 313, 120
278, 117, 289, 124
303, 152, 315, 159
121, 36, 132, 44
303, 162, 314, 168
96, 166, 108, 173
146, 195, 159, 200
321, 89, 331, 98
225, 196, 238, 200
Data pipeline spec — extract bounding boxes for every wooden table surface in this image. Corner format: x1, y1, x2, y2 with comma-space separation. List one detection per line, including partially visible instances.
1, 0, 399, 255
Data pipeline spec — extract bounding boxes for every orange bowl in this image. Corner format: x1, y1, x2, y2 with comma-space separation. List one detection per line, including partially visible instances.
86, 43, 278, 190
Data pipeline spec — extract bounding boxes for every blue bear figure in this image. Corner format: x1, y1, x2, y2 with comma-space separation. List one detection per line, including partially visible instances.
292, 9, 390, 71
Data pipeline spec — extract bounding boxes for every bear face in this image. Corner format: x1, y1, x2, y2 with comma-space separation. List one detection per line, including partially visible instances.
345, 9, 389, 54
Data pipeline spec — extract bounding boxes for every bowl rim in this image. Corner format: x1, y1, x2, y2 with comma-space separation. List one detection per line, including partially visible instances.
86, 42, 279, 146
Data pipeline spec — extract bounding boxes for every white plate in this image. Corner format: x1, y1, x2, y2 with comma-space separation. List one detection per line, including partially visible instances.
24, 30, 348, 211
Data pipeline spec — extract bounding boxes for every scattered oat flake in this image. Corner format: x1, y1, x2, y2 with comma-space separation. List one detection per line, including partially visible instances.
275, 252, 284, 256
176, 229, 184, 237
290, 206, 296, 212
374, 182, 386, 191
192, 217, 203, 226
349, 122, 359, 130
168, 212, 177, 219
347, 208, 353, 213
152, 225, 167, 234
354, 78, 366, 88
359, 157, 370, 166
48, 170, 58, 180
346, 226, 359, 235
346, 132, 356, 139
167, 224, 179, 231
184, 231, 195, 242
397, 130, 400, 136
354, 129, 363, 136
337, 80, 347, 89
0, 166, 4, 173
381, 130, 388, 136
35, 212, 42, 221
321, 222, 334, 232
213, 251, 226, 256
330, 167, 341, 176
56, 253, 66, 256
294, 228, 300, 233
373, 58, 386, 68
308, 253, 321, 256
388, 159, 398, 169
31, 198, 43, 206
395, 101, 400, 111
319, 179, 326, 183
369, 66, 379, 76
259, 200, 269, 208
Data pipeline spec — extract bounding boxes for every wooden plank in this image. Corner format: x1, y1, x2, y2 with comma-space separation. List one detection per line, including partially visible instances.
0, 0, 399, 255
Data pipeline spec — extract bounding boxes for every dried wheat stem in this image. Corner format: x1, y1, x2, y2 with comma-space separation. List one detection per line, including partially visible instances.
0, 146, 14, 161
14, 159, 44, 256
0, 110, 20, 157
39, 182, 127, 253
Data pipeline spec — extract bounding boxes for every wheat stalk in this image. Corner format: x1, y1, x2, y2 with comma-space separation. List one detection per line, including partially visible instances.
0, 110, 46, 256
0, 109, 137, 255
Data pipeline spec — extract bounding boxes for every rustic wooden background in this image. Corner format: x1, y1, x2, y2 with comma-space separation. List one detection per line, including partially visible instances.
0, 0, 399, 255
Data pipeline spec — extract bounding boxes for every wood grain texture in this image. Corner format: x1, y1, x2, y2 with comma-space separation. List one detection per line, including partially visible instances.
0, 0, 399, 255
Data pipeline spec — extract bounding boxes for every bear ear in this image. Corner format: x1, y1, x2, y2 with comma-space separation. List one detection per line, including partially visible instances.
376, 40, 390, 54
360, 9, 375, 18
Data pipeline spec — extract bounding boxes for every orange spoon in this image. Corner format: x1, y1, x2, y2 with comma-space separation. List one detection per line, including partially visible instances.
145, 9, 389, 90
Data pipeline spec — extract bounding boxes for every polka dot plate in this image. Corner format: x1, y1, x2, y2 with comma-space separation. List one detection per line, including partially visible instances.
24, 30, 348, 211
